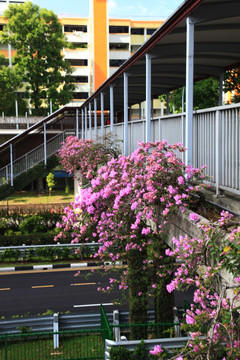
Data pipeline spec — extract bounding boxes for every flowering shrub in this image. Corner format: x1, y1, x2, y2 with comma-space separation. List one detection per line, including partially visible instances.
57, 135, 120, 182
149, 211, 240, 359
56, 139, 206, 329
57, 135, 240, 356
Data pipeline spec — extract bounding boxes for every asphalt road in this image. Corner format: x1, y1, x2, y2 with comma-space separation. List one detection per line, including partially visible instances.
0, 268, 126, 317
0, 268, 194, 318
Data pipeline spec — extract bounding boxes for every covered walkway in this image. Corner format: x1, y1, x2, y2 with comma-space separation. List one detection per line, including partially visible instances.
0, 0, 239, 196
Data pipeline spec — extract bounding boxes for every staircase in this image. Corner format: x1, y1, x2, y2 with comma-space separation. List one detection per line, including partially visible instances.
0, 131, 69, 186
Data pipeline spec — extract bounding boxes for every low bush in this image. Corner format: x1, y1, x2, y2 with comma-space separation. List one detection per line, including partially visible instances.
0, 232, 71, 247
110, 340, 148, 360
19, 215, 46, 234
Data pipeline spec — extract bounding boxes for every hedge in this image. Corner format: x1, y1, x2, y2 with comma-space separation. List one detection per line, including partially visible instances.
0, 232, 72, 247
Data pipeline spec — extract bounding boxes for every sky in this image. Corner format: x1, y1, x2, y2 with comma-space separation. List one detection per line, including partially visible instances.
33, 0, 183, 20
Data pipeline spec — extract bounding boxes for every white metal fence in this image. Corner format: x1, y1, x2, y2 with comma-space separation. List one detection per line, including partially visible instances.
1, 104, 240, 195
90, 103, 240, 195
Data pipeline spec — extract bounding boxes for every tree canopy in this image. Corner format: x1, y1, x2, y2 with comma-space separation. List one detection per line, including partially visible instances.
1, 1, 75, 115
0, 53, 27, 116
162, 77, 220, 113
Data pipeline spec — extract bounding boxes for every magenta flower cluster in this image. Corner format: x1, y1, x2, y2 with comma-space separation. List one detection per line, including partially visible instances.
56, 137, 239, 359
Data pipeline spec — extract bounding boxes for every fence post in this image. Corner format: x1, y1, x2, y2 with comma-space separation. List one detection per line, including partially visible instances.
5, 332, 7, 360
53, 313, 59, 349
215, 110, 220, 196
173, 307, 181, 337
113, 310, 120, 342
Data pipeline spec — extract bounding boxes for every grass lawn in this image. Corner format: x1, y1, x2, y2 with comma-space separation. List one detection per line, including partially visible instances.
1, 190, 74, 205
0, 331, 105, 360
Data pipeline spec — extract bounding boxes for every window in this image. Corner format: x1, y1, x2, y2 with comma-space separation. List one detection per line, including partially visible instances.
109, 43, 129, 50
109, 26, 129, 34
71, 43, 88, 49
131, 28, 144, 35
64, 25, 87, 33
147, 28, 157, 35
110, 59, 126, 67
131, 45, 141, 53
73, 92, 89, 99
67, 59, 88, 66
72, 76, 88, 83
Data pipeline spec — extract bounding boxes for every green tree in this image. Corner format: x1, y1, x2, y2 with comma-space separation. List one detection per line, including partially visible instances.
161, 77, 219, 113
1, 2, 75, 115
46, 172, 55, 196
0, 53, 27, 116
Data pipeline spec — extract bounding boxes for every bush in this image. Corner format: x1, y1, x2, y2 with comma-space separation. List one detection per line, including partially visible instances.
0, 232, 68, 246
1, 248, 20, 261
19, 215, 48, 234
110, 346, 132, 360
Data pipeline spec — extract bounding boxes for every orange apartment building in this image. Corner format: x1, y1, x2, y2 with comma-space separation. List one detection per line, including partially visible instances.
0, 0, 163, 109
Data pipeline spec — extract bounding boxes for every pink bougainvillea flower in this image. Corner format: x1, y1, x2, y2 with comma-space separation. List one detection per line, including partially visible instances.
189, 213, 200, 222
149, 344, 163, 355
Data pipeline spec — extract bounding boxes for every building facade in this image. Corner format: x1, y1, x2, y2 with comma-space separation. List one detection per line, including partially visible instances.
0, 0, 163, 109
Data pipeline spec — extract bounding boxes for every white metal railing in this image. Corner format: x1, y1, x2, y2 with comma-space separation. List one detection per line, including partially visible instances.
89, 103, 240, 195
0, 132, 66, 185
1, 103, 240, 195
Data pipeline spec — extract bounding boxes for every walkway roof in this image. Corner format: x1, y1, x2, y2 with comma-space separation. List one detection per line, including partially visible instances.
84, 0, 240, 111
0, 0, 240, 153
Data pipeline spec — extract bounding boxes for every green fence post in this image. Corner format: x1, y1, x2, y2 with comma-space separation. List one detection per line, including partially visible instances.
4, 333, 7, 360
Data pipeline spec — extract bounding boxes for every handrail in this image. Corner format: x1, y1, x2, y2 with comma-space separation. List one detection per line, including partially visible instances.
0, 131, 67, 185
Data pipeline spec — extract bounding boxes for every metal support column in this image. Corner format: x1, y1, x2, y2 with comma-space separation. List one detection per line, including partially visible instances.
219, 73, 224, 106
146, 53, 151, 143
89, 102, 92, 139
101, 92, 104, 139
110, 85, 114, 135
185, 17, 195, 165
10, 143, 13, 186
166, 94, 170, 115
81, 109, 84, 139
94, 98, 97, 140
44, 122, 47, 166
76, 109, 79, 138
85, 107, 87, 139
124, 72, 128, 155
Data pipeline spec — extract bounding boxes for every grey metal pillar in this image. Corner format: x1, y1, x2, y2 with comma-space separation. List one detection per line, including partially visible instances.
219, 73, 224, 106
146, 53, 151, 143
101, 92, 104, 139
85, 107, 87, 139
123, 72, 129, 156
81, 109, 84, 139
185, 17, 195, 165
110, 85, 114, 135
166, 94, 170, 115
76, 109, 79, 138
10, 143, 13, 186
89, 102, 92, 139
44, 122, 47, 166
15, 100, 19, 129
94, 98, 97, 140
139, 103, 142, 120
50, 100, 53, 115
